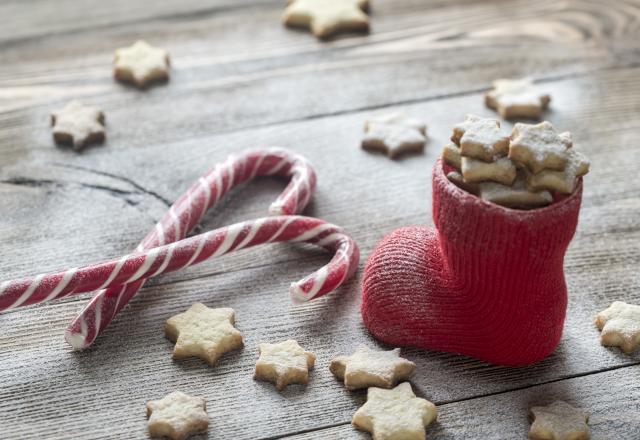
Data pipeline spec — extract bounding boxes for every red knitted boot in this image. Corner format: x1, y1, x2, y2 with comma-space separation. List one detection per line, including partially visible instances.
361, 159, 583, 366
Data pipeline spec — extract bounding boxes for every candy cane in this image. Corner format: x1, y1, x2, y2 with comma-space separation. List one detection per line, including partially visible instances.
0, 216, 359, 314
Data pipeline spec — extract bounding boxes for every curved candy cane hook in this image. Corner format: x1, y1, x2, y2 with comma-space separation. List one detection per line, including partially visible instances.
0, 148, 359, 349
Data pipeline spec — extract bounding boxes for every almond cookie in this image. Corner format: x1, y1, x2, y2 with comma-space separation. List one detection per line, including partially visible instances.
330, 346, 415, 390
595, 301, 640, 354
146, 391, 208, 440
283, 0, 370, 40
529, 401, 590, 440
254, 339, 316, 390
461, 156, 516, 185
352, 382, 437, 440
362, 112, 427, 159
485, 78, 551, 120
509, 121, 571, 174
114, 40, 170, 88
164, 303, 243, 366
451, 114, 509, 162
525, 149, 590, 194
50, 100, 105, 151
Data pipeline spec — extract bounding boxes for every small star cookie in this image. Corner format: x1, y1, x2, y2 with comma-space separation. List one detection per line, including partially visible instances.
442, 143, 461, 171
283, 0, 370, 40
479, 174, 552, 209
525, 148, 590, 194
461, 156, 516, 185
451, 114, 509, 162
446, 171, 480, 196
114, 40, 170, 88
352, 382, 437, 440
146, 391, 208, 440
165, 303, 243, 366
529, 401, 590, 440
485, 78, 551, 120
362, 113, 427, 159
595, 301, 640, 353
254, 339, 316, 390
509, 121, 572, 174
50, 100, 105, 151
330, 346, 416, 390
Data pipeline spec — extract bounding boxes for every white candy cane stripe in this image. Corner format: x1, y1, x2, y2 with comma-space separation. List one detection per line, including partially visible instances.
126, 248, 160, 283
44, 268, 78, 302
10, 274, 44, 309
60, 148, 316, 348
98, 256, 128, 290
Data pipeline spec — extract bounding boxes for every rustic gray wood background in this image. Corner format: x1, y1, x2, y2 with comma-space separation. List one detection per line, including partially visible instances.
1, 0, 640, 439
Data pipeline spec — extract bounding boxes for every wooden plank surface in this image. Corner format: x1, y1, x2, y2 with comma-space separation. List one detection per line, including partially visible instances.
1, 0, 640, 439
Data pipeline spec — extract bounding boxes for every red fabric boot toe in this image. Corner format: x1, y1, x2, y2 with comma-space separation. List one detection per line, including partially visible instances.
361, 160, 583, 366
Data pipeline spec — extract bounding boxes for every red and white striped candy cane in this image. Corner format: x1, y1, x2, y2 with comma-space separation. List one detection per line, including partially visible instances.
0, 215, 359, 315
63, 147, 317, 349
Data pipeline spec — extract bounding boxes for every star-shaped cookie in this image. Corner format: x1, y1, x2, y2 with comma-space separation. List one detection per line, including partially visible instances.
529, 401, 590, 440
362, 113, 427, 159
442, 143, 461, 171
283, 0, 370, 39
50, 100, 105, 151
146, 391, 208, 440
478, 174, 552, 209
461, 156, 516, 185
352, 382, 437, 440
485, 78, 551, 119
114, 40, 170, 88
254, 339, 316, 390
509, 121, 572, 174
330, 346, 416, 390
525, 148, 589, 194
451, 114, 509, 162
165, 303, 244, 366
595, 301, 640, 353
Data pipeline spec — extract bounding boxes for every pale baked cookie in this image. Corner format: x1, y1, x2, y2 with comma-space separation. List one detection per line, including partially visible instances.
451, 114, 509, 162
283, 0, 370, 39
509, 121, 571, 174
479, 175, 552, 209
529, 401, 590, 440
50, 100, 105, 151
165, 303, 244, 366
330, 346, 416, 391
114, 40, 170, 88
526, 149, 590, 194
485, 78, 551, 120
595, 301, 640, 354
461, 156, 516, 185
446, 171, 480, 196
146, 391, 208, 440
254, 339, 316, 390
352, 382, 437, 440
362, 113, 427, 159
442, 143, 461, 170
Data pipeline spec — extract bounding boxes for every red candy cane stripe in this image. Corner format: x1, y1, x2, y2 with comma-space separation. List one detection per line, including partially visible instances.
0, 216, 358, 315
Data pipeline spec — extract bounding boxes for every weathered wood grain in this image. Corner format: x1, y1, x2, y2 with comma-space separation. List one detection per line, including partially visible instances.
2, 0, 640, 438
283, 365, 640, 439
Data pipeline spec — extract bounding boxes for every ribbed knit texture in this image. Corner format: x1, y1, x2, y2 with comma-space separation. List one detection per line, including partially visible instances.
361, 160, 583, 366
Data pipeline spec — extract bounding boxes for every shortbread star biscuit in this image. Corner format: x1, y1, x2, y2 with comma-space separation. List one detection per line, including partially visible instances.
283, 0, 370, 39
529, 401, 590, 440
165, 303, 243, 366
352, 382, 437, 440
442, 143, 461, 171
254, 339, 316, 390
479, 175, 552, 209
330, 346, 416, 390
485, 78, 551, 119
509, 121, 571, 174
461, 156, 516, 185
595, 301, 640, 354
146, 391, 208, 440
526, 149, 590, 194
362, 113, 427, 159
114, 40, 170, 88
451, 114, 509, 162
50, 100, 105, 150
